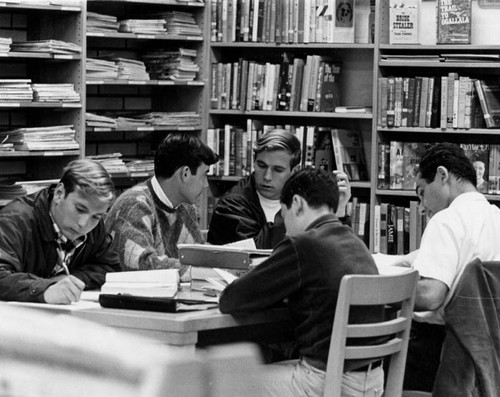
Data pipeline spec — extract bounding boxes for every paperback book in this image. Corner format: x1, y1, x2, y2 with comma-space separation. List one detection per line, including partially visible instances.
437, 0, 471, 44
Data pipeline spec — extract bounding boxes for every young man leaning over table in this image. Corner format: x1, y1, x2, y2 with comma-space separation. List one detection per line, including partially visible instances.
105, 133, 219, 275
219, 167, 385, 397
0, 159, 121, 304
374, 142, 500, 392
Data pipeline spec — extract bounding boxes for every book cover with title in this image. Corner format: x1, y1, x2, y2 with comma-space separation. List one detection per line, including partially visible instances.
389, 0, 419, 44
437, 0, 471, 44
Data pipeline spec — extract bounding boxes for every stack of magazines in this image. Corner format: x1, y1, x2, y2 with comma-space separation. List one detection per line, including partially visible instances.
0, 125, 79, 152
86, 58, 119, 80
10, 40, 81, 55
114, 58, 150, 81
0, 79, 33, 102
118, 19, 167, 35
86, 113, 118, 129
87, 12, 119, 33
142, 48, 198, 81
0, 37, 12, 54
32, 83, 80, 102
86, 153, 129, 177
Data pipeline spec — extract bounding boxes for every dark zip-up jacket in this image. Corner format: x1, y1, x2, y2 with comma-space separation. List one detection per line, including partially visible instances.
0, 186, 121, 302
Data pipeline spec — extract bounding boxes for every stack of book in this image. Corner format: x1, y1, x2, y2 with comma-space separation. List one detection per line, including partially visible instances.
138, 111, 201, 128
85, 112, 118, 129
86, 12, 120, 33
114, 58, 150, 81
160, 11, 202, 37
118, 19, 167, 35
32, 83, 80, 103
142, 48, 199, 81
0, 37, 12, 54
86, 153, 130, 178
0, 125, 79, 152
11, 39, 81, 55
115, 116, 150, 129
86, 58, 119, 81
0, 79, 33, 102
124, 158, 155, 177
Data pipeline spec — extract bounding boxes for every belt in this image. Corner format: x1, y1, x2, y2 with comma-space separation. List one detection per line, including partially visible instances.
350, 360, 383, 372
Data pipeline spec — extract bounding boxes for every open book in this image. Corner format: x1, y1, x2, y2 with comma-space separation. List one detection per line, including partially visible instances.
100, 269, 179, 298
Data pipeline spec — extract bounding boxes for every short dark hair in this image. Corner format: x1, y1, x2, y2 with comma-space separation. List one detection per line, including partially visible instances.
418, 143, 476, 186
280, 167, 339, 212
253, 129, 302, 169
60, 159, 115, 204
155, 133, 219, 179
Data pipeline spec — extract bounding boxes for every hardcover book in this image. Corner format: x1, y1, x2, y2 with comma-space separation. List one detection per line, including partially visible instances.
460, 143, 490, 193
330, 128, 368, 181
389, 0, 419, 44
437, 0, 471, 44
402, 142, 430, 190
317, 60, 342, 112
474, 79, 500, 129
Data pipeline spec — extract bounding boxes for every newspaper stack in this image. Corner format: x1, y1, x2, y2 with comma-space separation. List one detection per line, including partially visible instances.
32, 83, 80, 103
161, 11, 202, 37
124, 158, 155, 177
86, 58, 119, 80
142, 48, 199, 81
0, 37, 12, 54
86, 153, 129, 177
138, 111, 201, 128
0, 79, 33, 102
115, 116, 150, 129
0, 125, 79, 152
10, 40, 81, 55
86, 113, 118, 129
87, 12, 120, 33
114, 58, 150, 80
118, 19, 167, 34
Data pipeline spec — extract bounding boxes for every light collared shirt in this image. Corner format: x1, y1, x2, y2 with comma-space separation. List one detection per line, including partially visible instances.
151, 175, 175, 209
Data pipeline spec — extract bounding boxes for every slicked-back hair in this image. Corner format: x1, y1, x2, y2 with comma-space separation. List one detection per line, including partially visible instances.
280, 167, 339, 212
253, 129, 302, 170
154, 133, 219, 179
418, 143, 477, 187
60, 159, 115, 204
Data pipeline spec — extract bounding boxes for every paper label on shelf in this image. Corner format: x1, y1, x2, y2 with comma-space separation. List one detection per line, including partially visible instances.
129, 81, 147, 85
137, 35, 155, 39
137, 127, 154, 131
44, 152, 64, 156
1, 103, 20, 107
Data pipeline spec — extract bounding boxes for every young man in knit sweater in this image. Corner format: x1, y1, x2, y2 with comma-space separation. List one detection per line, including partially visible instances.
105, 133, 219, 273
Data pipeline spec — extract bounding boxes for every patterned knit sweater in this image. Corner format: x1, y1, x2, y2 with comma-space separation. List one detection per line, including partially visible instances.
105, 179, 204, 272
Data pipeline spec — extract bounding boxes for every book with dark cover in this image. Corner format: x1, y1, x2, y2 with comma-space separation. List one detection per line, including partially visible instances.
377, 142, 391, 189
317, 61, 342, 112
276, 53, 292, 111
437, 0, 471, 44
99, 294, 217, 313
474, 79, 500, 129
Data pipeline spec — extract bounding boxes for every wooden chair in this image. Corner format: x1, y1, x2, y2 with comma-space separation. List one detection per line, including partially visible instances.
323, 269, 419, 397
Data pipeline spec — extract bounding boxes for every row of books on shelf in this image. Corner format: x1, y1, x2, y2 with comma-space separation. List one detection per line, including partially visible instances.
87, 10, 202, 37
86, 48, 199, 82
373, 201, 427, 256
378, 141, 500, 195
211, 0, 360, 43
207, 121, 368, 181
85, 112, 201, 130
211, 53, 342, 112
378, 75, 500, 130
0, 125, 79, 152
0, 80, 80, 103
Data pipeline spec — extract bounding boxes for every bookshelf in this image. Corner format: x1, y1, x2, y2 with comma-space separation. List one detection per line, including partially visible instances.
0, 2, 85, 187
205, 0, 375, 233
371, 1, 500, 254
84, 0, 209, 197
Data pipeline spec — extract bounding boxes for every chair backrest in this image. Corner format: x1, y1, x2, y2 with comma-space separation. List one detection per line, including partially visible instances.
323, 269, 419, 397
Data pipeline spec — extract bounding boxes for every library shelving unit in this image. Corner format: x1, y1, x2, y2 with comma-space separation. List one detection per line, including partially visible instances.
0, 1, 85, 205
206, 1, 376, 233
84, 0, 209, 196
371, 1, 500, 254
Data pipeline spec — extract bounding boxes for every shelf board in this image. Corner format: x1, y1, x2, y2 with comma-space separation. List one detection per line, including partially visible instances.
379, 60, 500, 68
86, 80, 204, 86
87, 32, 203, 41
0, 150, 80, 157
209, 109, 373, 119
211, 42, 375, 50
0, 102, 81, 108
351, 181, 371, 189
0, 52, 81, 60
377, 127, 500, 135
0, 3, 80, 11
376, 189, 416, 197
380, 44, 500, 51
87, 0, 203, 6
86, 125, 201, 132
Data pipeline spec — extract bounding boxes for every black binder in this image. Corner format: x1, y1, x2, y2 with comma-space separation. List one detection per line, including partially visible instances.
99, 294, 218, 313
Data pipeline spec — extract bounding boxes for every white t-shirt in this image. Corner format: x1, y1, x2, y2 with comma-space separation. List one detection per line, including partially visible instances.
257, 191, 281, 223
413, 192, 500, 324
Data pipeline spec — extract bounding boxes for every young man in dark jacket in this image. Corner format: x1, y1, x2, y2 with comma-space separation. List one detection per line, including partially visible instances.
0, 159, 120, 304
219, 168, 383, 396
